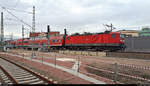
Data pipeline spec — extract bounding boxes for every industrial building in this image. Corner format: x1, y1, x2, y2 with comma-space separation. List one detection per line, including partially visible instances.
117, 30, 139, 37
139, 26, 150, 36
29, 32, 60, 38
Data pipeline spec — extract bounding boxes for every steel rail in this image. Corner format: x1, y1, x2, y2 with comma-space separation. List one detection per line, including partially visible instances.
0, 57, 55, 84
0, 65, 18, 84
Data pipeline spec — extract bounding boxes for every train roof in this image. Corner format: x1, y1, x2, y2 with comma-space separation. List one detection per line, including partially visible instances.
70, 31, 120, 36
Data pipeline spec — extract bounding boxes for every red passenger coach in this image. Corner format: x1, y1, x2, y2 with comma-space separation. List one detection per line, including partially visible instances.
15, 38, 30, 48
28, 35, 64, 49
49, 35, 64, 49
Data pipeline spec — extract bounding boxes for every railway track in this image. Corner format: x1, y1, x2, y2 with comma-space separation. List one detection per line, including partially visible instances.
0, 57, 55, 84
0, 67, 13, 84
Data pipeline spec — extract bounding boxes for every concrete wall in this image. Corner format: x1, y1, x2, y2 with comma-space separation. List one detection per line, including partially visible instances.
106, 52, 150, 60
125, 36, 150, 52
58, 50, 106, 57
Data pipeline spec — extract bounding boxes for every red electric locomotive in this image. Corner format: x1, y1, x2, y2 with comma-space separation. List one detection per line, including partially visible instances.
64, 32, 125, 51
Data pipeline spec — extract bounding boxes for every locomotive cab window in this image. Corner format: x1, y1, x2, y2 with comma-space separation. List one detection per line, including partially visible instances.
112, 34, 116, 38
67, 37, 70, 40
120, 34, 125, 38
24, 41, 28, 43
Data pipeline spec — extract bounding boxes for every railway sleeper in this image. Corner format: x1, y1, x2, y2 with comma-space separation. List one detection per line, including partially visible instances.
18, 78, 41, 84
0, 70, 4, 73
3, 78, 11, 83
4, 79, 11, 82
3, 77, 9, 80
4, 80, 11, 83
0, 74, 12, 83
4, 78, 11, 81
12, 72, 30, 75
0, 74, 6, 76
1, 74, 9, 78
30, 81, 45, 84
0, 58, 53, 84
12, 70, 27, 73
12, 71, 29, 75
13, 73, 32, 77
15, 75, 34, 79
1, 76, 8, 79
16, 76, 37, 81
11, 70, 28, 73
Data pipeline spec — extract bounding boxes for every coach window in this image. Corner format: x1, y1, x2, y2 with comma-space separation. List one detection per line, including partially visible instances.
59, 40, 61, 43
52, 40, 55, 43
55, 40, 57, 43
112, 34, 116, 38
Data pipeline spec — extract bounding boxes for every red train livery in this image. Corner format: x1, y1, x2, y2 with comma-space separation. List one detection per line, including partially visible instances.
7, 31, 125, 51
65, 32, 124, 50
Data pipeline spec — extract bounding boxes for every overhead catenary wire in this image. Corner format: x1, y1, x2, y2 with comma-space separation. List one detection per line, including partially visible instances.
0, 4, 32, 14
2, 7, 32, 29
0, 5, 32, 27
2, 6, 32, 38
4, 7, 32, 14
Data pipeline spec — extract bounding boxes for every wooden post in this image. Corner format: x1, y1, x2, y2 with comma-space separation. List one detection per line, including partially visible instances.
42, 56, 43, 64
106, 51, 108, 56
55, 55, 56, 67
23, 54, 24, 59
114, 63, 118, 83
47, 25, 50, 51
96, 51, 98, 56
88, 51, 89, 56
77, 56, 80, 72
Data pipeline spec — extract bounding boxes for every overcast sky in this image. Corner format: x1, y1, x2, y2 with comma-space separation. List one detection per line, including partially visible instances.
0, 0, 150, 38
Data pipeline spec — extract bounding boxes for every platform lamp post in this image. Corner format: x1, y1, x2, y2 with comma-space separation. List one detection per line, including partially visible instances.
63, 29, 67, 50
47, 25, 50, 52
1, 12, 5, 51
31, 6, 36, 59
1, 12, 4, 46
22, 25, 24, 49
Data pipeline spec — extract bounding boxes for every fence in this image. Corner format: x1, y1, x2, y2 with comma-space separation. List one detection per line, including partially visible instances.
82, 61, 150, 84
37, 53, 150, 84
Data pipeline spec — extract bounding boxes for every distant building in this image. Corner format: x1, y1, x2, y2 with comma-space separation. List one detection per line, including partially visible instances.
139, 26, 150, 36
117, 30, 139, 37
29, 32, 60, 38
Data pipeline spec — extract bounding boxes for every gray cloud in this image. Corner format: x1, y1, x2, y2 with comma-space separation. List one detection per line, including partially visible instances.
0, 0, 150, 38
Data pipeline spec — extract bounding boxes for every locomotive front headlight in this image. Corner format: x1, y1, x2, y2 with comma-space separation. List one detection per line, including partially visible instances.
120, 40, 125, 42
